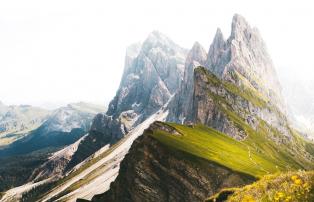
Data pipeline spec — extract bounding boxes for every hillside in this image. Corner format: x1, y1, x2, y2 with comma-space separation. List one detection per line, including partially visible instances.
0, 104, 50, 147
207, 171, 314, 202
91, 121, 314, 201
0, 102, 104, 196
150, 122, 314, 177
88, 62, 314, 201
2, 14, 314, 202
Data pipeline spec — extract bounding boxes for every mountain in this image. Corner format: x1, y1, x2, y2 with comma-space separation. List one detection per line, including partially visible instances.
0, 102, 103, 157
92, 66, 314, 201
88, 15, 314, 202
167, 42, 207, 123
168, 14, 285, 126
66, 31, 188, 170
206, 15, 285, 112
0, 103, 50, 147
0, 102, 103, 194
4, 14, 314, 202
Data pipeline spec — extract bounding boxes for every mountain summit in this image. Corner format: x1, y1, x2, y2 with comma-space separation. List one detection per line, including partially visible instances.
207, 14, 284, 111
66, 31, 188, 169
90, 15, 314, 202
6, 15, 314, 202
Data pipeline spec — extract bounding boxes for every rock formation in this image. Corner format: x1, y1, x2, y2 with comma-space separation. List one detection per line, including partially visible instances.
68, 31, 187, 169
90, 123, 255, 202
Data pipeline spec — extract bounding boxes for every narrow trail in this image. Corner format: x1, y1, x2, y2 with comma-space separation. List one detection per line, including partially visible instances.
247, 146, 269, 174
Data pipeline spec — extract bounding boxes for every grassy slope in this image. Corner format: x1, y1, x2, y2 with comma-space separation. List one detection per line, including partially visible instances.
207, 171, 314, 202
149, 68, 313, 178
23, 67, 314, 201
149, 67, 314, 200
150, 123, 312, 179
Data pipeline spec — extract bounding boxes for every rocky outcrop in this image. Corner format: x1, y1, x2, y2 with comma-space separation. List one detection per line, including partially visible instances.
206, 14, 285, 112
167, 42, 207, 123
90, 124, 255, 202
68, 31, 187, 170
107, 31, 187, 121
191, 66, 291, 140
191, 67, 249, 140
29, 134, 87, 182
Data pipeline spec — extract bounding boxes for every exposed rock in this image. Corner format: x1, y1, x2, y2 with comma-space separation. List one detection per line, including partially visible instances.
68, 31, 187, 170
90, 130, 255, 202
148, 121, 182, 136
107, 31, 187, 121
167, 41, 207, 123
29, 134, 87, 182
191, 67, 290, 140
205, 14, 285, 112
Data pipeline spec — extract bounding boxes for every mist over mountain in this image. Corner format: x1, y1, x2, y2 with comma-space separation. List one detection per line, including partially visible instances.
281, 79, 314, 138
0, 102, 104, 193
0, 12, 314, 202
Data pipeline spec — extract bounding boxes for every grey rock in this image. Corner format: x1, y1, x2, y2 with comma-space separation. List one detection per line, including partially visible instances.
91, 124, 255, 202
69, 31, 187, 169
206, 14, 285, 112
167, 42, 207, 123
99, 31, 187, 136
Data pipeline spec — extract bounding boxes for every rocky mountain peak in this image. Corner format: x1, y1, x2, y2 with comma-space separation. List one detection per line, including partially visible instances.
107, 31, 187, 118
184, 42, 207, 84
144, 30, 173, 46
213, 28, 225, 45
206, 28, 229, 78
141, 31, 187, 57
230, 14, 252, 39
70, 31, 188, 168
125, 42, 142, 59
206, 14, 285, 111
186, 42, 207, 64
166, 42, 207, 123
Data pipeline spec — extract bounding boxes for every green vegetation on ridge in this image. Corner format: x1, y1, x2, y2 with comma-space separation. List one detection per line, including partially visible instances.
149, 123, 314, 178
207, 171, 314, 202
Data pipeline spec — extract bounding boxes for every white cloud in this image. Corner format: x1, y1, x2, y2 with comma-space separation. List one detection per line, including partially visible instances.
0, 0, 313, 108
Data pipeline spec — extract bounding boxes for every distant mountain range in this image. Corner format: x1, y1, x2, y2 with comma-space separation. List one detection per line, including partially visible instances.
1, 14, 314, 202
0, 102, 104, 157
0, 102, 50, 146
0, 102, 104, 193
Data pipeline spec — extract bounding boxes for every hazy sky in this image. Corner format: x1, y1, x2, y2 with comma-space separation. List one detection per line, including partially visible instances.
0, 0, 313, 109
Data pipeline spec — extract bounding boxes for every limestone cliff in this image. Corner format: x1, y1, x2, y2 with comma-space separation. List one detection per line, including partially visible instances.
90, 123, 255, 202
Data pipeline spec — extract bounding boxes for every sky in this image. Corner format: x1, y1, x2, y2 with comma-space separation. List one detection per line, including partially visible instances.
0, 0, 313, 109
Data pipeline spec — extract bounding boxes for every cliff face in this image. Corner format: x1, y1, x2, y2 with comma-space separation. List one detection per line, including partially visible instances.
68, 31, 187, 170
91, 123, 255, 202
191, 67, 290, 140
206, 14, 284, 112
167, 14, 285, 127
167, 42, 207, 123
